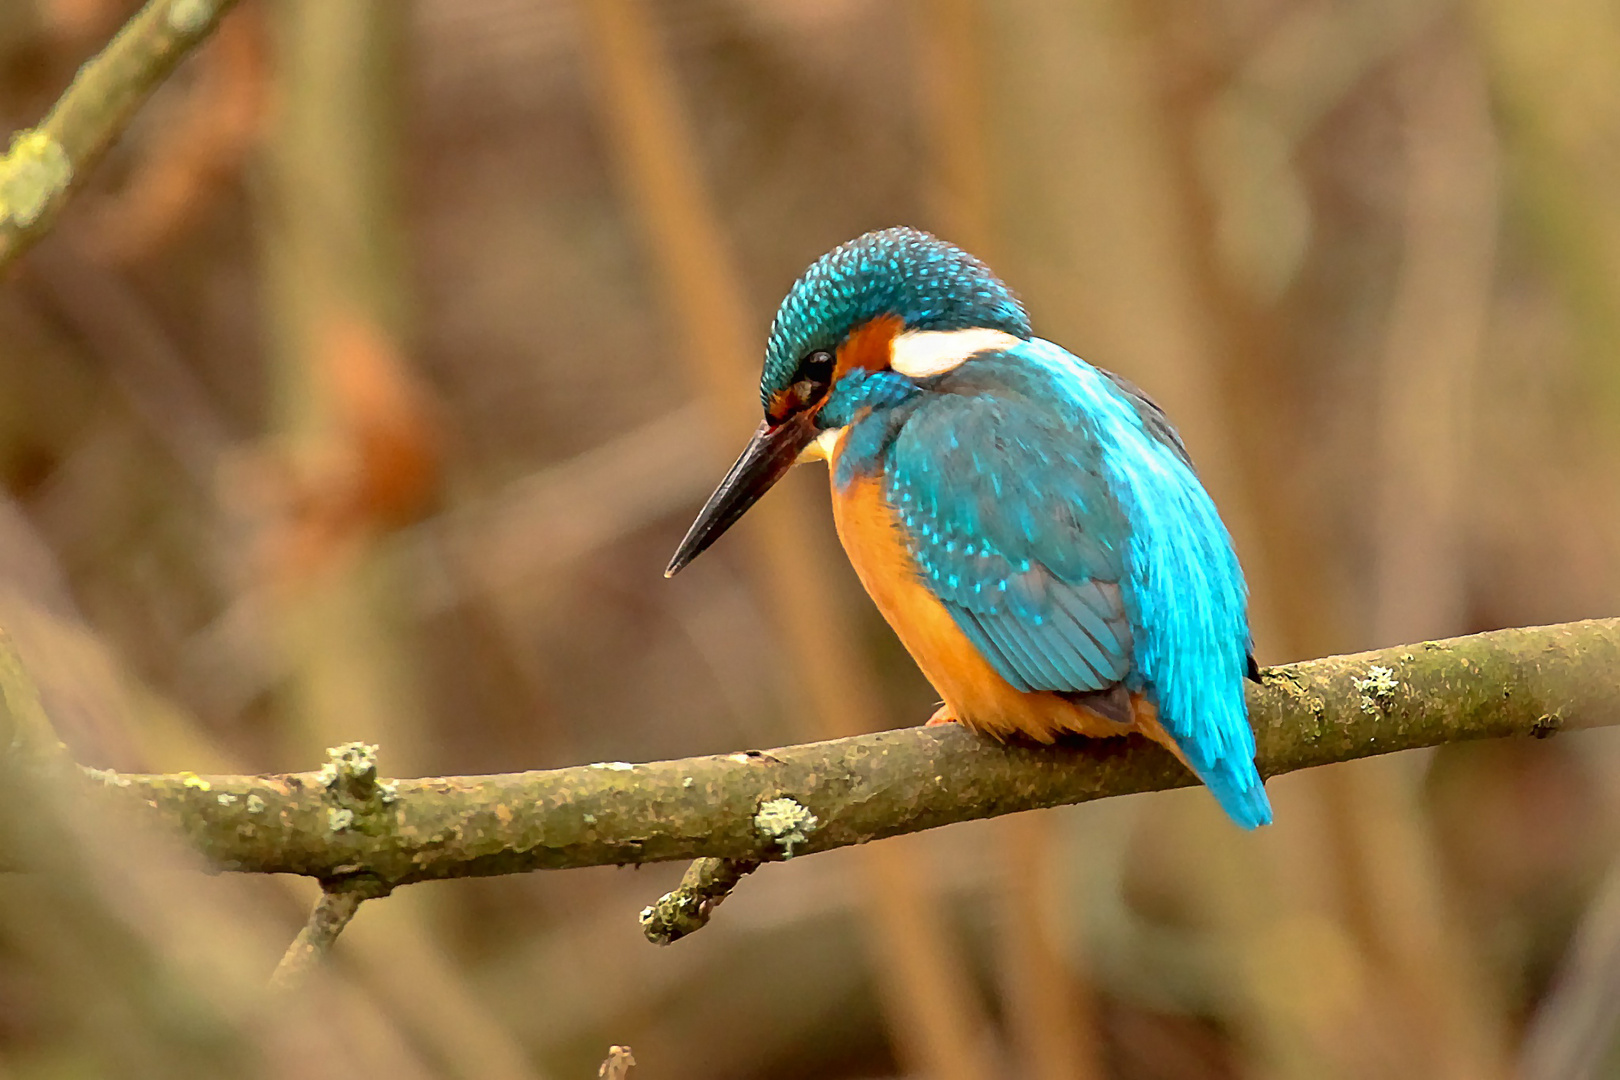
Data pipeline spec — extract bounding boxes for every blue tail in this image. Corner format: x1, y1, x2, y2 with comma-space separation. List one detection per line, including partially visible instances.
1194, 755, 1272, 829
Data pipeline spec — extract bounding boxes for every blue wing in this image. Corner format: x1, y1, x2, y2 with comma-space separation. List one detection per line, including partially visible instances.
883, 387, 1135, 697
843, 342, 1271, 828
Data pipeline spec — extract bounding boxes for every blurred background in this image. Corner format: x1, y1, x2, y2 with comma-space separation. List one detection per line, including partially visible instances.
1, 0, 1619, 1076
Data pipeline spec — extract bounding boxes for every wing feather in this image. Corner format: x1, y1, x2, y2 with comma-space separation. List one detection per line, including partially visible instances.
883, 384, 1133, 696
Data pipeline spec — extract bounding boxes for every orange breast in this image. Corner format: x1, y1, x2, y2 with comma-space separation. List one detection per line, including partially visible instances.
827, 442, 1144, 745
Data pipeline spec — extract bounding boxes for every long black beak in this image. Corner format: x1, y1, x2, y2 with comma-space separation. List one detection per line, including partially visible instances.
665, 413, 818, 577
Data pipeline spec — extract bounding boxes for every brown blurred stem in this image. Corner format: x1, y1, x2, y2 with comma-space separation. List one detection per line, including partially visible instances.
1336, 35, 1508, 1080
268, 880, 387, 990
639, 856, 761, 945
0, 0, 242, 271
910, 3, 1104, 1075
34, 620, 1616, 899
1520, 850, 1620, 1080
577, 0, 996, 1075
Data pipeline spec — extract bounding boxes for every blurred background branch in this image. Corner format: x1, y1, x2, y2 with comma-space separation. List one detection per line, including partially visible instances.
0, 0, 241, 269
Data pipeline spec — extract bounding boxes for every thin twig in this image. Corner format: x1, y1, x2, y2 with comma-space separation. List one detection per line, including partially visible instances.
598, 1045, 635, 1080
268, 881, 385, 990
640, 856, 761, 945
0, 0, 243, 271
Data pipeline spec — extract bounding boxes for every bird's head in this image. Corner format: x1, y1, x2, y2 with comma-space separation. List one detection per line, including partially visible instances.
666, 227, 1029, 576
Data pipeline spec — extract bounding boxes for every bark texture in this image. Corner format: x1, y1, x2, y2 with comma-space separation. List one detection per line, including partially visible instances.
58, 620, 1620, 889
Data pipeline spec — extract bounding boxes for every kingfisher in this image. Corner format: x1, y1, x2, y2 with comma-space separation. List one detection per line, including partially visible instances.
665, 228, 1271, 828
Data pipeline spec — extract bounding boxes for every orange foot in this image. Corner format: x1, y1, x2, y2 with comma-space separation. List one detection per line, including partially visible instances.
925, 704, 960, 727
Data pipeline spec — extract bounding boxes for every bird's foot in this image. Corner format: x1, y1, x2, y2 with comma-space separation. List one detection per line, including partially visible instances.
925, 704, 960, 727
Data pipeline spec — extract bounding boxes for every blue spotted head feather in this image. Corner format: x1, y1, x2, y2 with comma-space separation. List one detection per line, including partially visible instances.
761, 227, 1030, 407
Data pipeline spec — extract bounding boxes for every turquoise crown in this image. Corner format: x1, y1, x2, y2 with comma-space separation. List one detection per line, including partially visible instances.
760, 228, 1031, 406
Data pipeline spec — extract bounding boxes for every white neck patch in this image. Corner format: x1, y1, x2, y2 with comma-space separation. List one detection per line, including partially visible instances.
889, 328, 1021, 377
797, 425, 844, 464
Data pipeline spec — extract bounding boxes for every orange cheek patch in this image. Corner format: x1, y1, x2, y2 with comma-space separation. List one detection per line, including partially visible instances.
835, 314, 903, 379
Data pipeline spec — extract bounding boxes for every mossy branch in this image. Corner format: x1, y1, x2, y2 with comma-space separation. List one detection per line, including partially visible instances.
0, 0, 241, 271
49, 620, 1620, 892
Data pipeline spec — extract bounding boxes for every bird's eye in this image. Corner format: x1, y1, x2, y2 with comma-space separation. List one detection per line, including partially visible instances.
799, 350, 835, 385
775, 351, 836, 417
